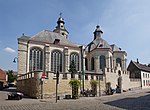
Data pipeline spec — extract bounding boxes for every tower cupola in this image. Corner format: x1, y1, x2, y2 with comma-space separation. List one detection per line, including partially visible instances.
93, 25, 103, 40
53, 13, 69, 39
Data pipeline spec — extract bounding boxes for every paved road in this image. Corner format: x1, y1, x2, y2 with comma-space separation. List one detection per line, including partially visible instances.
0, 87, 150, 110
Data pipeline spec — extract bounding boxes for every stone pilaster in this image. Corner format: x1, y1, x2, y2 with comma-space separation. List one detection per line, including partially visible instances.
34, 71, 43, 99
95, 56, 99, 73
18, 40, 28, 75
122, 58, 127, 70
64, 47, 69, 72
106, 57, 110, 68
44, 44, 50, 73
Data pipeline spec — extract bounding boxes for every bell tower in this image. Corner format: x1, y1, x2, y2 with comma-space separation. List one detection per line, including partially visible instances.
53, 13, 69, 39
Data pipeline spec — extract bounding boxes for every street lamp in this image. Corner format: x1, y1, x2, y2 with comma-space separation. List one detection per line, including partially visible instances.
13, 57, 18, 75
13, 57, 18, 63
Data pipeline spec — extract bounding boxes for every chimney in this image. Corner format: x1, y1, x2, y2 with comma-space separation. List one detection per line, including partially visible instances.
137, 58, 139, 64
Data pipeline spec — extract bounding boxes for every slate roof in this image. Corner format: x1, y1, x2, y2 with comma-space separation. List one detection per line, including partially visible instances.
110, 44, 121, 51
18, 35, 30, 40
133, 61, 150, 72
85, 37, 111, 52
19, 30, 78, 47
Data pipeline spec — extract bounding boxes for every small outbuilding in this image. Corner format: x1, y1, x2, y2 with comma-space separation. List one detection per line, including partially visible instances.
127, 60, 150, 88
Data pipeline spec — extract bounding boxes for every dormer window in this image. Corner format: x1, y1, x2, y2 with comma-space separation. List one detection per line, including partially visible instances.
54, 39, 60, 44
99, 44, 103, 47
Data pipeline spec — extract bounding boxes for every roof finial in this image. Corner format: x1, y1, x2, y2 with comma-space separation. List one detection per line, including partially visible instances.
59, 12, 62, 17
137, 58, 139, 64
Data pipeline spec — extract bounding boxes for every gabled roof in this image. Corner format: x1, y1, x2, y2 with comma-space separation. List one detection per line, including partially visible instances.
132, 61, 150, 72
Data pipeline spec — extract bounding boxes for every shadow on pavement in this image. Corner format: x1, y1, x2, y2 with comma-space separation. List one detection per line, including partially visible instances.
103, 93, 150, 110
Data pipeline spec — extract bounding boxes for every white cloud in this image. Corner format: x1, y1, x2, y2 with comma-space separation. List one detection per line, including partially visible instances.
4, 47, 16, 53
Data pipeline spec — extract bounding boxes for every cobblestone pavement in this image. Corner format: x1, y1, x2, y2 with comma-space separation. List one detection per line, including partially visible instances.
0, 88, 150, 110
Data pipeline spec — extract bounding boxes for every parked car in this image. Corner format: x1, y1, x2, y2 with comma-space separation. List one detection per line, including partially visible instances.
8, 92, 24, 100
3, 84, 9, 89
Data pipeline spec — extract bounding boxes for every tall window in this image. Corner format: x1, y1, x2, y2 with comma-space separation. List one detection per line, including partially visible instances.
116, 58, 122, 68
70, 52, 79, 71
85, 58, 88, 70
51, 50, 62, 72
29, 47, 43, 71
91, 57, 94, 70
100, 55, 106, 69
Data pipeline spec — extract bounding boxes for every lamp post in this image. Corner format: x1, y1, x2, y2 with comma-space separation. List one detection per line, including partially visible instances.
79, 46, 84, 95
13, 57, 18, 74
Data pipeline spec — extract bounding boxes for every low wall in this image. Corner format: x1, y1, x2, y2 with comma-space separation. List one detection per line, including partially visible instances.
129, 79, 141, 89
17, 71, 42, 99
43, 73, 105, 98
17, 70, 141, 99
105, 68, 140, 90
17, 71, 105, 99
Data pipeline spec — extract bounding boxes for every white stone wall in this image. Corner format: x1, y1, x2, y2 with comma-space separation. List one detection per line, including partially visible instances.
104, 67, 140, 90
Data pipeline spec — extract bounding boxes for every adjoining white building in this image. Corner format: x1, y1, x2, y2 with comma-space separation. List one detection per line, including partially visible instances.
128, 60, 150, 89
17, 15, 140, 98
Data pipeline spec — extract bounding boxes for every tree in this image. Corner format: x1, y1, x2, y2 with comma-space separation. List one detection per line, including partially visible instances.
69, 80, 80, 99
7, 70, 16, 83
68, 60, 77, 79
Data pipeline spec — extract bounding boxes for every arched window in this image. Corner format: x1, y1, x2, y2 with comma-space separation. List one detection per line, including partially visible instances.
91, 57, 94, 70
51, 50, 62, 72
70, 52, 79, 71
116, 58, 122, 68
85, 58, 88, 70
100, 55, 106, 69
29, 47, 43, 71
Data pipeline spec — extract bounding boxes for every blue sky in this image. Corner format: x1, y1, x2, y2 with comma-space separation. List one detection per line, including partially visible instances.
0, 0, 150, 71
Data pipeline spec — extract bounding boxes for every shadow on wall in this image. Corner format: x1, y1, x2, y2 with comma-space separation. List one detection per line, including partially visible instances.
103, 93, 150, 110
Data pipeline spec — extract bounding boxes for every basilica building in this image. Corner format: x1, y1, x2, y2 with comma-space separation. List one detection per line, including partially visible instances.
18, 15, 127, 75
17, 15, 139, 98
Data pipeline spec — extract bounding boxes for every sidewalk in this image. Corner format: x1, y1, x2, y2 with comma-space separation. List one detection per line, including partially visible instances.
39, 87, 150, 103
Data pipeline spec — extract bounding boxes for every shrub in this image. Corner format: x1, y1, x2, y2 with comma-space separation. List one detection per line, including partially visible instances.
69, 80, 80, 99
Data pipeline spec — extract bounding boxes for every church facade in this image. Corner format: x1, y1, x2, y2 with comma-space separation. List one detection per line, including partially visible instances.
17, 16, 140, 98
